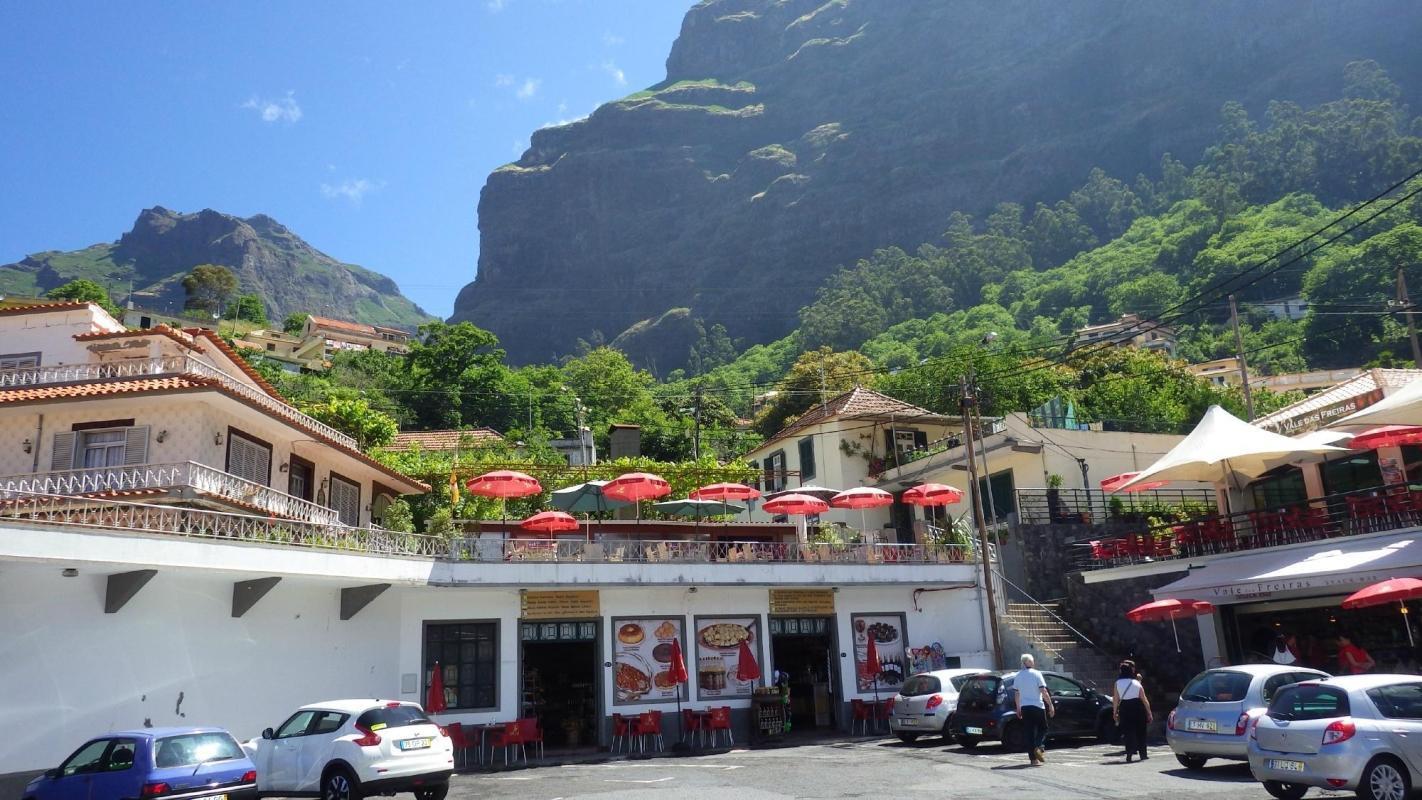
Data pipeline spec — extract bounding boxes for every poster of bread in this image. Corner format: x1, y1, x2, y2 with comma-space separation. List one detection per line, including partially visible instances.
612, 617, 687, 705
852, 613, 908, 692
694, 616, 761, 700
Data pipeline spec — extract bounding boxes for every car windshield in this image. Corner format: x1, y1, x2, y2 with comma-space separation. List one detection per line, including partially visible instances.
901, 675, 941, 697
154, 733, 244, 768
1181, 670, 1252, 702
355, 705, 431, 731
1268, 684, 1350, 721
950, 674, 980, 692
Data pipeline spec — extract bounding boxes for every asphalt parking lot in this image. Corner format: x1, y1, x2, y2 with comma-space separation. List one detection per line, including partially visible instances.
445, 736, 1351, 800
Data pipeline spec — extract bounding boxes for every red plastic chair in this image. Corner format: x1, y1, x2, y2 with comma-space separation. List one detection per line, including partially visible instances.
634, 711, 664, 752
489, 720, 527, 765
519, 717, 544, 761
682, 708, 706, 747
446, 722, 471, 768
708, 706, 734, 747
850, 699, 871, 735
1173, 522, 1201, 556
874, 699, 892, 731
611, 713, 632, 752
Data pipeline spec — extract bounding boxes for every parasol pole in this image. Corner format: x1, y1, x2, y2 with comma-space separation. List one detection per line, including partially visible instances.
1171, 613, 1181, 653
1403, 601, 1415, 646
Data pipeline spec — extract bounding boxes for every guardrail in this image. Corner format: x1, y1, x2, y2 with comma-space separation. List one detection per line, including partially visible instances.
0, 356, 359, 450
1015, 487, 1217, 525
447, 536, 977, 564
0, 462, 341, 525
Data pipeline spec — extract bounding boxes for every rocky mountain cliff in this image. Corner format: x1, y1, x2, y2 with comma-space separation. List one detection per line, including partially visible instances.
1, 207, 432, 328
451, 0, 1422, 368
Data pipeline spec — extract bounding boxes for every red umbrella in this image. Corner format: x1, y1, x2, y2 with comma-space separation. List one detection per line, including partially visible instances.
735, 637, 762, 683
603, 472, 671, 521
668, 638, 690, 742
1101, 471, 1170, 494
1343, 578, 1422, 645
466, 469, 543, 529
1350, 426, 1422, 450
1127, 598, 1215, 652
762, 493, 829, 516
691, 482, 761, 502
425, 661, 447, 714
519, 510, 579, 533
832, 487, 894, 535
902, 483, 965, 507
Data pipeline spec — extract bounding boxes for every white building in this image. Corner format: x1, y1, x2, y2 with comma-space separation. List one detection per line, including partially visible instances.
0, 309, 991, 773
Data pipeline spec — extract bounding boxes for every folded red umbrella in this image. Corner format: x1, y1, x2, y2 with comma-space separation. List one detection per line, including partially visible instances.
425, 661, 447, 714
668, 638, 689, 685
735, 638, 761, 683
1342, 577, 1422, 609
902, 483, 965, 507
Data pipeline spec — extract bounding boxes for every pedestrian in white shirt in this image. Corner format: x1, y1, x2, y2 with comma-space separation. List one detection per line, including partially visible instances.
1013, 653, 1055, 765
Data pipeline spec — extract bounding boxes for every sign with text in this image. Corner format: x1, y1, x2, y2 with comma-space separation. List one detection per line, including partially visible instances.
520, 590, 600, 620
768, 588, 835, 615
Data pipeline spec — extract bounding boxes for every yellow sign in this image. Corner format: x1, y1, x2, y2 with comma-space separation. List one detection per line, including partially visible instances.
520, 590, 600, 620
769, 589, 835, 616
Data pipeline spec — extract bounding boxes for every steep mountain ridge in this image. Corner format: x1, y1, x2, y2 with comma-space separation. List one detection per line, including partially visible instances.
1, 207, 431, 328
452, 0, 1422, 367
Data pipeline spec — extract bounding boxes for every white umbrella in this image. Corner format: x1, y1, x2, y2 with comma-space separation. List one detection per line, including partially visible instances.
1117, 405, 1347, 494
1335, 379, 1422, 427
764, 484, 839, 502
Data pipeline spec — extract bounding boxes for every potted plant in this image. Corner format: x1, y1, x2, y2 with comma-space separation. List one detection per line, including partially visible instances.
1046, 473, 1067, 522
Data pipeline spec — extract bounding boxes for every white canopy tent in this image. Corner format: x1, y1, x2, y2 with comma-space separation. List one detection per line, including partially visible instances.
1115, 405, 1346, 495
1335, 378, 1422, 427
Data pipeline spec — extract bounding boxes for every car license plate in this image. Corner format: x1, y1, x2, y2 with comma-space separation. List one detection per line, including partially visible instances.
965, 726, 984, 735
398, 737, 432, 751
901, 718, 917, 726
1186, 718, 1217, 733
1268, 759, 1305, 773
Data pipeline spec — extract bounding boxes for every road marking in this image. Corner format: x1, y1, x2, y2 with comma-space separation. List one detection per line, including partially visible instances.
604, 776, 675, 784
567, 762, 744, 771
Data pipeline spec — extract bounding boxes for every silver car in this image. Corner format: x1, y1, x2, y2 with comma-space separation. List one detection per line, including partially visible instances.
1249, 675, 1422, 800
889, 668, 991, 742
1167, 664, 1330, 770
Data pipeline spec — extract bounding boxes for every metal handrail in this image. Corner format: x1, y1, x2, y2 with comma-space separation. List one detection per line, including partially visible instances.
0, 357, 359, 450
0, 462, 341, 525
994, 569, 1096, 651
447, 536, 977, 565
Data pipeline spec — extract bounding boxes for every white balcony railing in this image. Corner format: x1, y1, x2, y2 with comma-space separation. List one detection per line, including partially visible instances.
0, 462, 341, 525
0, 357, 359, 450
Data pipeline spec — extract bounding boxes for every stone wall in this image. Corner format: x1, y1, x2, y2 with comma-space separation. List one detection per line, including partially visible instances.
1012, 521, 1142, 601
1063, 570, 1203, 696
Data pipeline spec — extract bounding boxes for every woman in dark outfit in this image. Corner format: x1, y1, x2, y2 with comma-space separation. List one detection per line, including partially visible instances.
1112, 660, 1153, 763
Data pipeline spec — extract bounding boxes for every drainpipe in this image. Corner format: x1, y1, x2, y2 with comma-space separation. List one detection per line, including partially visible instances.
31, 414, 44, 472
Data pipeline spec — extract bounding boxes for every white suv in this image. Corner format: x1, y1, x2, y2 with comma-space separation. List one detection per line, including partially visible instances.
244, 700, 453, 800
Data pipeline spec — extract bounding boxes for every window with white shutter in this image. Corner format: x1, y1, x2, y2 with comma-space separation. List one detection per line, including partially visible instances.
225, 430, 272, 486
50, 432, 76, 471
328, 473, 361, 526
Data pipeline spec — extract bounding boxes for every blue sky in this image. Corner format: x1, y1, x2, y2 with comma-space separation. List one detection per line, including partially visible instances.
0, 0, 690, 317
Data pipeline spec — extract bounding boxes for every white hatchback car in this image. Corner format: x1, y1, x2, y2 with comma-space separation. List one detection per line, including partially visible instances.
244, 700, 453, 800
889, 668, 992, 742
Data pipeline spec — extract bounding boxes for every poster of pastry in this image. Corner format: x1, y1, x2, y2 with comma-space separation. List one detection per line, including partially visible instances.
612, 617, 687, 705
851, 613, 908, 692
694, 616, 762, 700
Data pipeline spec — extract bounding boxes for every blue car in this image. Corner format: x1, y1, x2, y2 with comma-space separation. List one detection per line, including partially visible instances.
24, 727, 257, 800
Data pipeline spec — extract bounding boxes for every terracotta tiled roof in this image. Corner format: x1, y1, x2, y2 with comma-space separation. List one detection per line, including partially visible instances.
309, 315, 378, 336
73, 324, 206, 352
388, 428, 504, 451
1255, 368, 1422, 432
182, 328, 287, 402
0, 300, 98, 316
0, 376, 213, 404
762, 386, 952, 448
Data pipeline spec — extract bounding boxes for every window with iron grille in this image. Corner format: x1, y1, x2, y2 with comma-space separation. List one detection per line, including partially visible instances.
423, 621, 498, 711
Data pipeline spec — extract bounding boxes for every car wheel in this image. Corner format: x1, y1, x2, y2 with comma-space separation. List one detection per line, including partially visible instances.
322, 766, 363, 800
896, 732, 921, 743
1176, 754, 1208, 771
955, 735, 980, 749
1360, 756, 1411, 800
1262, 780, 1308, 800
1001, 721, 1025, 752
414, 785, 449, 800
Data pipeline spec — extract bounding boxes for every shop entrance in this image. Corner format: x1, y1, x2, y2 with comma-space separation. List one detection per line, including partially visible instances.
519, 619, 600, 751
1223, 595, 1421, 673
770, 616, 838, 731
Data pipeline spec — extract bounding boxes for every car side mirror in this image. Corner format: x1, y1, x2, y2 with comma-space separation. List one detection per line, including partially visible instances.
262, 728, 275, 740
44, 768, 59, 779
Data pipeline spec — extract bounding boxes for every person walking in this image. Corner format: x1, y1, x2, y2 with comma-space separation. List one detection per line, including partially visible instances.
1112, 660, 1152, 763
1013, 653, 1055, 766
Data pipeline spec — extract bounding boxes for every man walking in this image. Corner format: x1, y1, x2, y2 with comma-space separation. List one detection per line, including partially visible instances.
1014, 653, 1055, 765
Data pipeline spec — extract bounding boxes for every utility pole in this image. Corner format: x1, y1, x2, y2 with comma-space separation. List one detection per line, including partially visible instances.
1229, 294, 1255, 421
692, 384, 703, 461
1398, 265, 1422, 368
961, 371, 1003, 670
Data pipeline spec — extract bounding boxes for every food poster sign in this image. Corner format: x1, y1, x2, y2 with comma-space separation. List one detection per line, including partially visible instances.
612, 617, 688, 705
852, 613, 907, 692
694, 616, 761, 700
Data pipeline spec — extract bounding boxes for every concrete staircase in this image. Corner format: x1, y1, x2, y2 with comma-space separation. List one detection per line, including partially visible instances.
1001, 602, 1120, 691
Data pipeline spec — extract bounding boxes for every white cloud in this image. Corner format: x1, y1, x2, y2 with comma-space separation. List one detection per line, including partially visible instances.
539, 115, 588, 129
602, 32, 625, 47
557, 101, 568, 114
601, 61, 627, 87
242, 91, 302, 123
486, 0, 506, 11
320, 178, 380, 205
515, 77, 541, 100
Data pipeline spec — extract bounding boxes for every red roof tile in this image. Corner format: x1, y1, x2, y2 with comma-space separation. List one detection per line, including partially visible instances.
309, 315, 378, 336
762, 386, 952, 448
73, 324, 206, 352
182, 328, 287, 402
388, 428, 504, 451
0, 377, 212, 403
0, 301, 100, 316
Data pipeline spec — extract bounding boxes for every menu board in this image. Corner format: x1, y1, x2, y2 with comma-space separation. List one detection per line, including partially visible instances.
520, 590, 599, 620
611, 616, 687, 706
768, 588, 835, 615
851, 613, 908, 693
694, 616, 762, 700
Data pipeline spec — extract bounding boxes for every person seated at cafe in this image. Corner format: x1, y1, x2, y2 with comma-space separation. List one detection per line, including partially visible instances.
1270, 633, 1300, 665
1337, 633, 1376, 675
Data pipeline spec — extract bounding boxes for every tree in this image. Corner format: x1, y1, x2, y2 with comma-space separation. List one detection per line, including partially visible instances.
305, 396, 398, 449
282, 312, 310, 335
182, 264, 238, 315
232, 293, 268, 325
404, 321, 509, 430
45, 279, 120, 316
752, 347, 874, 438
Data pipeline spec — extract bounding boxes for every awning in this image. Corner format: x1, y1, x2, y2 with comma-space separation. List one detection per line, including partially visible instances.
1152, 531, 1422, 604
